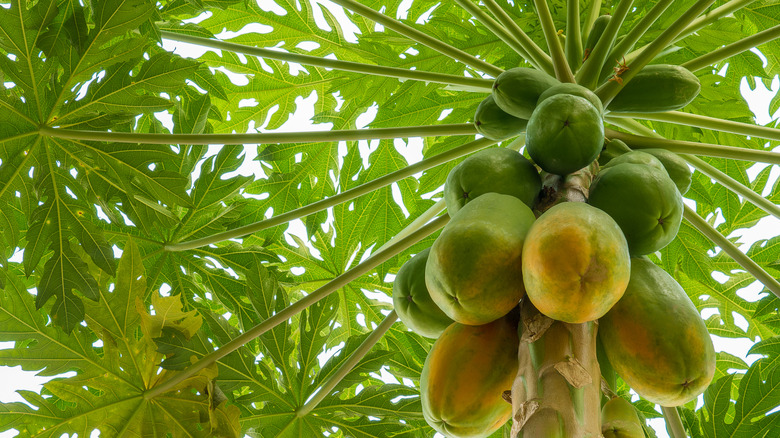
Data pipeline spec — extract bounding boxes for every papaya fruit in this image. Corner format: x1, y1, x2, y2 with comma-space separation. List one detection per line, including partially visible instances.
588, 162, 683, 255
444, 147, 541, 215
474, 94, 529, 141
526, 94, 604, 175
598, 138, 632, 166
602, 150, 665, 172
426, 193, 534, 325
599, 257, 716, 406
607, 64, 701, 113
392, 248, 454, 339
642, 148, 692, 194
601, 397, 645, 438
421, 316, 519, 438
492, 67, 560, 119
584, 15, 612, 60
521, 202, 630, 323
537, 82, 604, 115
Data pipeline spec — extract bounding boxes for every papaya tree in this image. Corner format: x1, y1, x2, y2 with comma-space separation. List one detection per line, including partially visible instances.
0, 0, 779, 437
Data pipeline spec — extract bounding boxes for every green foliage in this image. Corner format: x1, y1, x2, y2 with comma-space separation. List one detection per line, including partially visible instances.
0, 0, 778, 436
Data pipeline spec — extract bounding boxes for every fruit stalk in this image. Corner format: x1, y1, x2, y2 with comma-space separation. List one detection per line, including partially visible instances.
453, 0, 538, 69
39, 124, 478, 145
662, 406, 688, 438
329, 0, 503, 77
603, 127, 780, 164
565, 0, 583, 71
681, 24, 780, 72
511, 301, 601, 438
296, 310, 398, 417
481, 0, 554, 75
165, 137, 494, 251
158, 30, 494, 91
596, 0, 676, 83
533, 0, 576, 82
576, 0, 635, 89
684, 206, 780, 300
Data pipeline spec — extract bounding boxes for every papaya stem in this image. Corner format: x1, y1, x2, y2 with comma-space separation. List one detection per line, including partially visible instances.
609, 111, 780, 142
682, 24, 780, 72
566, 0, 583, 71
533, 0, 576, 83
607, 117, 780, 223
165, 138, 494, 251
145, 216, 448, 400
478, 0, 554, 76
296, 311, 398, 417
581, 0, 602, 45
597, 0, 676, 83
662, 406, 688, 438
576, 0, 634, 89
159, 30, 493, 91
453, 0, 538, 70
687, 155, 780, 221
329, 0, 503, 77
596, 0, 717, 107
684, 206, 780, 300
39, 123, 478, 145
603, 127, 780, 165
625, 0, 760, 64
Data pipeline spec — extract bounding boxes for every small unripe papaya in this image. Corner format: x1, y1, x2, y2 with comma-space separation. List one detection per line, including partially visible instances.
602, 150, 665, 172
598, 138, 632, 166
492, 67, 560, 119
444, 147, 541, 215
537, 82, 604, 114
392, 248, 454, 339
588, 162, 683, 255
601, 397, 645, 438
526, 94, 604, 175
607, 64, 701, 113
474, 94, 529, 141
642, 148, 692, 194
584, 14, 612, 60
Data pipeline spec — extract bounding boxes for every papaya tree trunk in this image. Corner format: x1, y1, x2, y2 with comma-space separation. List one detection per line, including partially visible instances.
512, 162, 602, 438
511, 301, 602, 438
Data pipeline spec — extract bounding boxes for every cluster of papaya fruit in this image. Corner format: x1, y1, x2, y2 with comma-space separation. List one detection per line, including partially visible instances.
392, 52, 715, 436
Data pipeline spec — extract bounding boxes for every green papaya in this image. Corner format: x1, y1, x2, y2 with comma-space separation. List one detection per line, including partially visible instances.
601, 397, 645, 438
527, 94, 604, 175
598, 138, 632, 166
426, 193, 534, 325
392, 248, 454, 338
599, 258, 716, 406
444, 147, 541, 215
421, 316, 519, 438
474, 94, 529, 141
607, 64, 701, 113
642, 148, 692, 194
584, 14, 612, 60
537, 82, 604, 114
588, 162, 682, 255
492, 67, 560, 119
602, 150, 665, 172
